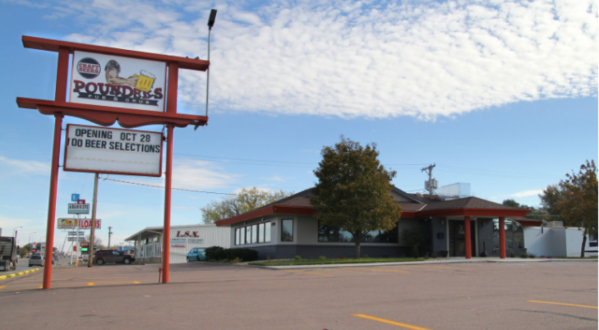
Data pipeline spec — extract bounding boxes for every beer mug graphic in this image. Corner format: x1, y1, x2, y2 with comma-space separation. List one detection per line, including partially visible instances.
134, 70, 156, 92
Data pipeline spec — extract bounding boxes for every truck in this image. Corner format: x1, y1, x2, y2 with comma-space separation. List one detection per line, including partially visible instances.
0, 237, 18, 271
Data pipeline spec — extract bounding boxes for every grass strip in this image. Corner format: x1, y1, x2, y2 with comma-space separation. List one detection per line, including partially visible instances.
249, 257, 427, 266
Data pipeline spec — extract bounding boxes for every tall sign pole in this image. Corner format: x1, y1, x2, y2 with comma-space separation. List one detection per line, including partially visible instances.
88, 173, 99, 267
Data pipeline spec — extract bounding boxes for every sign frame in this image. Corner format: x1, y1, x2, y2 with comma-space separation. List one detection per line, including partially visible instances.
63, 123, 164, 177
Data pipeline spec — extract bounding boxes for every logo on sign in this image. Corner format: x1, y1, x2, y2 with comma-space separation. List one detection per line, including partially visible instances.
71, 193, 80, 202
77, 57, 101, 79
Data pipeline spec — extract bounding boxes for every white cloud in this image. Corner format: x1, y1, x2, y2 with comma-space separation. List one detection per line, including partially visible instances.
510, 189, 544, 198
0, 156, 50, 176
30, 0, 597, 119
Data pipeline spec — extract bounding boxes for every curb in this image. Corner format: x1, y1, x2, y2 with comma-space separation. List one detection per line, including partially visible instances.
254, 258, 598, 270
0, 268, 40, 280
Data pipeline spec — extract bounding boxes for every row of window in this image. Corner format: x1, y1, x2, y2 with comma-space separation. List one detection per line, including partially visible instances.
235, 219, 294, 245
318, 222, 398, 243
235, 219, 399, 245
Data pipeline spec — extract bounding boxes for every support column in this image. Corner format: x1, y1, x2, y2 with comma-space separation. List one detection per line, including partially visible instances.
464, 216, 472, 259
43, 113, 63, 289
499, 217, 506, 259
161, 124, 174, 283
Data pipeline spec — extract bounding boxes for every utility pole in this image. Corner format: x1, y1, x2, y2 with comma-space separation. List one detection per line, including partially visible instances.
108, 226, 113, 249
88, 173, 99, 268
421, 164, 437, 196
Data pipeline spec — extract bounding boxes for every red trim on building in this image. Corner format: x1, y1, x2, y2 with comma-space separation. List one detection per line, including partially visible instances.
416, 208, 530, 218
513, 219, 543, 227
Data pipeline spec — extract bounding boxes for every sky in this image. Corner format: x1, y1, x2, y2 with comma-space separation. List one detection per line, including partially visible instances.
0, 0, 597, 250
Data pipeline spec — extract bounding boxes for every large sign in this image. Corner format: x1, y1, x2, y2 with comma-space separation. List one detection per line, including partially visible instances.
69, 51, 166, 112
68, 203, 90, 214
64, 124, 163, 176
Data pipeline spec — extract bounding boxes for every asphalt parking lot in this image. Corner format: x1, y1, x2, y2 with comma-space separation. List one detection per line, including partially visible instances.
0, 261, 596, 329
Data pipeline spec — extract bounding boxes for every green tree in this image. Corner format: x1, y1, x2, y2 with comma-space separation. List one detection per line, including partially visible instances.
502, 199, 546, 220
201, 187, 294, 224
540, 160, 597, 257
556, 160, 598, 257
310, 137, 402, 259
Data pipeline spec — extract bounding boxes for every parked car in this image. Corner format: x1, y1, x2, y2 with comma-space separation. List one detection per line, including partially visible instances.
94, 250, 135, 265
29, 253, 55, 267
187, 247, 206, 262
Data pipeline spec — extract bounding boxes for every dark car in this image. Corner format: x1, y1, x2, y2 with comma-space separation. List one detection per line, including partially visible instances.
94, 250, 135, 265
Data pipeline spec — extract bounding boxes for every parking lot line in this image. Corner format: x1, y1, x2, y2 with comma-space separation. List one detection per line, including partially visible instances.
133, 281, 141, 284
281, 270, 333, 277
527, 300, 598, 309
405, 265, 473, 271
343, 268, 409, 274
87, 282, 95, 286
0, 286, 5, 290
353, 314, 432, 330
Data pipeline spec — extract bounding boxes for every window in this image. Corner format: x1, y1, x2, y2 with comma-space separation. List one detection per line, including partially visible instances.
265, 222, 271, 243
252, 224, 258, 243
318, 221, 398, 243
493, 219, 524, 249
235, 228, 240, 245
258, 223, 265, 243
240, 227, 245, 245
281, 219, 293, 242
246, 226, 252, 245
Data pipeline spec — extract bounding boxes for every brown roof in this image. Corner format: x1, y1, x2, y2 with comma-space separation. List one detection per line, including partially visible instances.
421, 197, 512, 211
215, 187, 529, 226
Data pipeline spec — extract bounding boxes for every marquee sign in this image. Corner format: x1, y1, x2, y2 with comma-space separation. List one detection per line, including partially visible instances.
70, 51, 166, 112
64, 124, 163, 176
57, 218, 101, 229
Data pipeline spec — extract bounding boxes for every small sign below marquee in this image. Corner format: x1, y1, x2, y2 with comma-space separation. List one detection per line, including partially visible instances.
69, 51, 167, 112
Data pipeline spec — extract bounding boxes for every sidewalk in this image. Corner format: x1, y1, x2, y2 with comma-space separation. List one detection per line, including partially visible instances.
256, 257, 598, 270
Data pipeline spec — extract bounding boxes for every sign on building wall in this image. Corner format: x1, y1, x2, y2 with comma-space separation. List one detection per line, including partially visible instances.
64, 124, 163, 176
171, 238, 186, 248
69, 51, 167, 112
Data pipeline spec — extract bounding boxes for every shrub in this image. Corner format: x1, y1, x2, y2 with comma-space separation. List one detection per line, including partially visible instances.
510, 251, 515, 258
230, 257, 242, 263
529, 254, 536, 259
267, 254, 271, 262
294, 255, 302, 261
362, 254, 369, 258
318, 256, 326, 260
412, 245, 419, 258
339, 256, 345, 259
206, 246, 258, 262
382, 255, 389, 258
520, 252, 528, 258
431, 253, 438, 259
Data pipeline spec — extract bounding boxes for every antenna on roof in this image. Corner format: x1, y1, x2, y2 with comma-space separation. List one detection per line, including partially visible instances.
421, 164, 437, 196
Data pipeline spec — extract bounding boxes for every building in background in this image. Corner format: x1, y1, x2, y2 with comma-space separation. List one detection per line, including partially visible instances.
124, 224, 231, 264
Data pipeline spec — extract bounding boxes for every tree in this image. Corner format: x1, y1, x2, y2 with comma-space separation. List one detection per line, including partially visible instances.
539, 160, 598, 257
502, 199, 546, 220
310, 137, 402, 259
201, 187, 294, 224
556, 160, 598, 257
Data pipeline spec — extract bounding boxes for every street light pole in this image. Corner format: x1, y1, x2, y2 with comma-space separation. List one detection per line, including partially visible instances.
13, 226, 23, 237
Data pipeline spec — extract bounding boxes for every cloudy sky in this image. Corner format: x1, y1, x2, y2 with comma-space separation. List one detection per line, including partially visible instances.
0, 0, 597, 248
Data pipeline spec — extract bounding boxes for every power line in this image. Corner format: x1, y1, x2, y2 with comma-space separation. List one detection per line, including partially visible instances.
100, 177, 236, 196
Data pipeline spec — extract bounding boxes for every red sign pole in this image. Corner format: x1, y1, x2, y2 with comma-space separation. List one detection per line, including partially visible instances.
162, 124, 174, 283
42, 47, 69, 289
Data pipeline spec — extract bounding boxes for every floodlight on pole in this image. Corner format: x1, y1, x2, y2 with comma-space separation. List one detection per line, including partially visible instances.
198, 9, 217, 129
13, 226, 23, 237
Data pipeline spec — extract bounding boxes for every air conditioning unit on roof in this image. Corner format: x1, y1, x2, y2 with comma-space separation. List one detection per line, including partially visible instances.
549, 221, 564, 228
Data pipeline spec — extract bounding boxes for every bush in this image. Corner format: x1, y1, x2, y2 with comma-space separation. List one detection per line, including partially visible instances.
205, 246, 258, 262
412, 245, 419, 258
362, 254, 369, 258
339, 256, 345, 259
510, 251, 515, 258
529, 254, 536, 259
520, 252, 528, 258
318, 256, 326, 260
294, 255, 302, 261
431, 253, 438, 259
